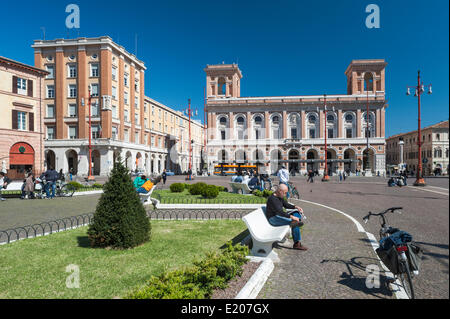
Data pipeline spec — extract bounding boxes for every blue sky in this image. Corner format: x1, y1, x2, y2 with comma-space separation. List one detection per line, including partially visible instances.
1, 0, 448, 137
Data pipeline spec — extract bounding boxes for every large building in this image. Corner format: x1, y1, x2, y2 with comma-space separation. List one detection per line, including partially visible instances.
32, 36, 204, 177
0, 56, 48, 179
204, 60, 388, 175
386, 120, 449, 176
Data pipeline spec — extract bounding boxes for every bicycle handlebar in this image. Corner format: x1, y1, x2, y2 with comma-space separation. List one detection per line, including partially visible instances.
362, 207, 403, 223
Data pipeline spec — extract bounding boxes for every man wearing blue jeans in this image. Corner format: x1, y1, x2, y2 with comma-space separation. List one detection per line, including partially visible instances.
41, 166, 59, 199
266, 184, 308, 251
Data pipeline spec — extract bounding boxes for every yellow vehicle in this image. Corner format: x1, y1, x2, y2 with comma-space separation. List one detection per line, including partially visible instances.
214, 164, 257, 176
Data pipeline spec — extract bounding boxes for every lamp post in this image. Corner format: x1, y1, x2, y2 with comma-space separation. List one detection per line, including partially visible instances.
184, 99, 198, 180
87, 89, 95, 182
406, 70, 432, 186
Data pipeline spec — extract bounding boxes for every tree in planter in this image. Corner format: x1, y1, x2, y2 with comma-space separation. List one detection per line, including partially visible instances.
87, 157, 151, 249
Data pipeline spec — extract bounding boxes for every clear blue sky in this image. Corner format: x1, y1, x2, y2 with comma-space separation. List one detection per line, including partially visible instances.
1, 0, 448, 137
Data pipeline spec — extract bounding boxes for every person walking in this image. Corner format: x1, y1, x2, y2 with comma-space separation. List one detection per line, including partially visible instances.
22, 172, 35, 199
307, 170, 314, 183
343, 171, 347, 181
41, 166, 59, 199
339, 172, 343, 183
0, 172, 12, 201
162, 169, 167, 185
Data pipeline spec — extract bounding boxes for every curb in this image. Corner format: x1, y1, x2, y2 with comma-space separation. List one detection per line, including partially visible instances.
72, 190, 104, 196
235, 257, 274, 299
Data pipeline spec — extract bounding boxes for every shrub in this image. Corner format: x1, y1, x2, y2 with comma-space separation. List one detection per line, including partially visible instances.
201, 185, 219, 199
189, 182, 208, 196
184, 183, 192, 190
126, 242, 249, 299
67, 181, 84, 190
252, 190, 263, 197
262, 190, 273, 198
91, 183, 103, 189
87, 157, 150, 249
170, 183, 185, 193
216, 186, 228, 193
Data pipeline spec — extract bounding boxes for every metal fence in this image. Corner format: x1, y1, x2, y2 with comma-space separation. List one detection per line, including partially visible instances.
0, 209, 255, 245
0, 213, 94, 245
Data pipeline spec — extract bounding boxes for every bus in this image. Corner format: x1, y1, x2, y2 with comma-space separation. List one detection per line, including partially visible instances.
213, 164, 258, 176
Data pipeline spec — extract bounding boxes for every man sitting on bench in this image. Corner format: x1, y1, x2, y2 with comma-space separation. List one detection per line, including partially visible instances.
266, 184, 308, 251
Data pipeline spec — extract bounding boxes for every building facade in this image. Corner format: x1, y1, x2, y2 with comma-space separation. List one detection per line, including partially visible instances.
205, 60, 388, 176
0, 56, 48, 179
32, 36, 203, 177
386, 120, 449, 176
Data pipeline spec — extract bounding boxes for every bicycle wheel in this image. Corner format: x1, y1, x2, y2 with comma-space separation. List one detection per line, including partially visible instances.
399, 260, 415, 299
291, 187, 300, 200
59, 184, 76, 197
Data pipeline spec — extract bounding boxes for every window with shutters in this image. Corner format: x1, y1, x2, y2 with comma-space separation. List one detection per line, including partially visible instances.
18, 112, 27, 131
68, 85, 77, 98
17, 78, 27, 95
46, 65, 55, 79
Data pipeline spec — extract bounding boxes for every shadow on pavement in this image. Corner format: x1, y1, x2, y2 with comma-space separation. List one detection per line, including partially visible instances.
77, 236, 91, 248
320, 257, 393, 299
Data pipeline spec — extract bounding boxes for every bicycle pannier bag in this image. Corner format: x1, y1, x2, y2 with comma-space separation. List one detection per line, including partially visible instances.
406, 242, 423, 272
376, 246, 400, 274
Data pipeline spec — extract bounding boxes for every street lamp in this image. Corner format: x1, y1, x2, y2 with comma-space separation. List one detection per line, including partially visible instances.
406, 70, 432, 186
318, 95, 335, 182
86, 90, 95, 182
184, 99, 198, 180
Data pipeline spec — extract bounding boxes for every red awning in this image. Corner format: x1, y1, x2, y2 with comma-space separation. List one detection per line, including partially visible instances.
9, 142, 35, 165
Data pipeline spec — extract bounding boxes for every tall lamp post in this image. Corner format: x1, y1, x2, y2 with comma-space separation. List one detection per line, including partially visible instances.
406, 70, 432, 186
87, 89, 95, 182
319, 94, 334, 182
184, 99, 198, 180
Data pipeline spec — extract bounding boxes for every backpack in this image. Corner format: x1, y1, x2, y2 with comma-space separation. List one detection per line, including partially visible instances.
138, 180, 154, 193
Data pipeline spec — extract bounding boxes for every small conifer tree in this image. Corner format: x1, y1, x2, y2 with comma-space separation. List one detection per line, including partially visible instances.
87, 157, 151, 249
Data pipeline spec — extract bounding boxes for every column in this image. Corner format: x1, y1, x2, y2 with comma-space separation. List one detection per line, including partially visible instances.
130, 63, 136, 143
77, 46, 88, 139
247, 112, 252, 139
300, 110, 306, 139
282, 111, 287, 139
140, 70, 145, 143
356, 109, 362, 138
376, 108, 381, 138
100, 47, 112, 139
264, 111, 270, 139
211, 113, 217, 140
55, 47, 65, 139
381, 108, 386, 138
229, 112, 234, 140
337, 109, 343, 138
119, 55, 125, 140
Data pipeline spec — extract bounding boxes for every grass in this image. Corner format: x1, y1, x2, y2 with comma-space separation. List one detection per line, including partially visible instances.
0, 219, 247, 299
152, 189, 267, 204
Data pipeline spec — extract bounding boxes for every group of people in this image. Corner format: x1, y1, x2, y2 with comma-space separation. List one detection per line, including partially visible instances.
230, 170, 265, 192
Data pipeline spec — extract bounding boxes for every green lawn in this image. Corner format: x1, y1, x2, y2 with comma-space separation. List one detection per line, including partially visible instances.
152, 189, 267, 204
0, 220, 247, 299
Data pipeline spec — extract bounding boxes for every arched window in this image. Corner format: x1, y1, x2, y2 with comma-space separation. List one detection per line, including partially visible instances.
362, 112, 375, 138
271, 114, 282, 139
326, 113, 337, 139
288, 113, 301, 139
364, 72, 374, 92
235, 115, 246, 140
218, 77, 226, 95
217, 116, 228, 140
306, 113, 319, 139
253, 115, 264, 139
343, 113, 355, 138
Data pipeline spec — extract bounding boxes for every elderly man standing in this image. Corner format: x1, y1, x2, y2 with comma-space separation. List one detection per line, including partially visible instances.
266, 184, 308, 251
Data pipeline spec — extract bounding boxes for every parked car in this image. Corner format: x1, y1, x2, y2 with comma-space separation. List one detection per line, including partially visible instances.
165, 170, 175, 176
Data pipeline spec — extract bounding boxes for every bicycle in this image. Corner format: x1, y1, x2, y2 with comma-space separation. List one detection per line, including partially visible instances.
34, 179, 76, 198
363, 207, 422, 299
260, 174, 274, 191
286, 181, 300, 200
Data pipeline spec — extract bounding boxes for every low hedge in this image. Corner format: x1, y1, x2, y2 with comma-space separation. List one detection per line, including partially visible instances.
126, 242, 249, 299
202, 185, 219, 199
170, 183, 185, 193
189, 182, 208, 196
67, 181, 84, 190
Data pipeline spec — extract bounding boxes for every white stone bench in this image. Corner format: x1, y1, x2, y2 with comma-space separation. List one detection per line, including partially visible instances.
138, 186, 156, 205
230, 182, 252, 195
242, 206, 290, 262
0, 181, 23, 193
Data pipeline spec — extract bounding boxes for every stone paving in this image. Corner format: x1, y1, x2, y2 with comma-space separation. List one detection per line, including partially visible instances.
257, 200, 395, 299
